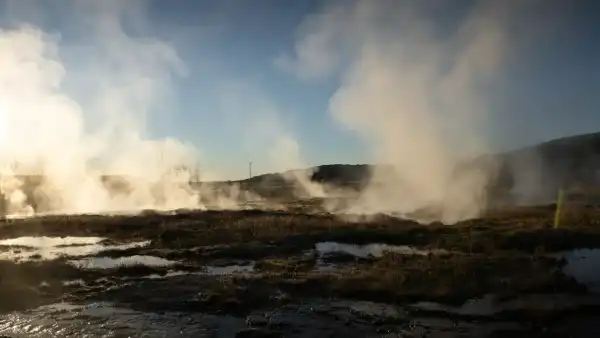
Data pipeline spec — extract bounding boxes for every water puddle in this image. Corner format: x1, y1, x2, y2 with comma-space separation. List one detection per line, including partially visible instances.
561, 248, 600, 292
329, 300, 407, 322
410, 294, 498, 317
68, 255, 177, 270
143, 270, 192, 279
0, 302, 244, 338
410, 293, 600, 317
204, 263, 255, 275
133, 263, 256, 280
62, 279, 86, 287
0, 236, 150, 261
315, 242, 445, 259
0, 236, 105, 247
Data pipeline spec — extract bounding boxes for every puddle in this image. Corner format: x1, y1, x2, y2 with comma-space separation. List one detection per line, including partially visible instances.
204, 263, 255, 275
561, 248, 600, 292
62, 279, 86, 287
68, 255, 177, 270
0, 236, 105, 247
410, 293, 600, 317
135, 263, 256, 279
315, 242, 445, 259
144, 270, 192, 279
0, 236, 151, 261
411, 294, 498, 317
329, 300, 407, 321
0, 302, 244, 338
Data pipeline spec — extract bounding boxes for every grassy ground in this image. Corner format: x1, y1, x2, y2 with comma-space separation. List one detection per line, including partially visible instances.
0, 204, 599, 336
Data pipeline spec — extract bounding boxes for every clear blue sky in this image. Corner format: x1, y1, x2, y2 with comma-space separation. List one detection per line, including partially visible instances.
1, 0, 599, 179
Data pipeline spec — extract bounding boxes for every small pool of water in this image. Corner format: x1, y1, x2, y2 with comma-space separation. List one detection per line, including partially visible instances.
143, 270, 192, 279
204, 263, 255, 275
0, 236, 151, 261
411, 294, 498, 317
315, 242, 446, 259
68, 255, 177, 269
0, 236, 105, 247
0, 301, 244, 338
410, 293, 600, 317
125, 263, 256, 280
561, 248, 600, 292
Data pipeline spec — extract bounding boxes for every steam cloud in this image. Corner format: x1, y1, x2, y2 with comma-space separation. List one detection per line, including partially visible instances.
283, 0, 545, 223
215, 81, 326, 201
0, 1, 320, 217
0, 1, 562, 222
0, 3, 235, 216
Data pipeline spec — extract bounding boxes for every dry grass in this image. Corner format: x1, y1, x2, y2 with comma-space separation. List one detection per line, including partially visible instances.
249, 252, 583, 305
2, 205, 600, 253
0, 204, 598, 314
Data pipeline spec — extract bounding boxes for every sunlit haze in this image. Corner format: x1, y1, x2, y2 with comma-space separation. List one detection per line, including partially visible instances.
0, 0, 598, 221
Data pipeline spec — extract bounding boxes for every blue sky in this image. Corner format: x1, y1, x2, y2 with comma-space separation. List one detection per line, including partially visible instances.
1, 0, 599, 179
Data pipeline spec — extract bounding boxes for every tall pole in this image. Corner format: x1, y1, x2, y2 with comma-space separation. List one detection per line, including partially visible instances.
249, 161, 253, 180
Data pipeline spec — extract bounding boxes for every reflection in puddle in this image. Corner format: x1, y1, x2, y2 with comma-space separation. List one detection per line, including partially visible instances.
0, 298, 589, 337
138, 263, 255, 279
0, 302, 243, 338
144, 270, 192, 279
0, 236, 105, 247
204, 263, 255, 275
0, 300, 406, 338
72, 263, 258, 282
0, 236, 151, 261
315, 242, 446, 259
329, 300, 406, 320
411, 294, 497, 317
69, 255, 177, 269
410, 293, 600, 317
562, 248, 600, 292
62, 279, 86, 287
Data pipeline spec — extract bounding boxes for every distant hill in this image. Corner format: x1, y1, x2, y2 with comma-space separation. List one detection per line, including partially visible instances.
462, 132, 600, 205
207, 132, 600, 206
236, 164, 371, 188
194, 164, 372, 203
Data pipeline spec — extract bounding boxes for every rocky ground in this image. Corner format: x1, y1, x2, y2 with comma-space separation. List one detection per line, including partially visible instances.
0, 204, 599, 337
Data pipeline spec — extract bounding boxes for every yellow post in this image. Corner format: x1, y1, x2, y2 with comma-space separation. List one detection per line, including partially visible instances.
554, 188, 564, 229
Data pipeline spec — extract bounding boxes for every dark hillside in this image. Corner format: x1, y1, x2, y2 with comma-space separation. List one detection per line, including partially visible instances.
472, 132, 600, 205
227, 132, 600, 206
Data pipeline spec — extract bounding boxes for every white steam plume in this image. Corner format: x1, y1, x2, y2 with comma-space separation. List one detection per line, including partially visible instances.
284, 0, 542, 223
216, 81, 326, 202
0, 3, 245, 216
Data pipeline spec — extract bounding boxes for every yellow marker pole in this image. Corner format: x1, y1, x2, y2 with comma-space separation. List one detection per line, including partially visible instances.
554, 188, 564, 229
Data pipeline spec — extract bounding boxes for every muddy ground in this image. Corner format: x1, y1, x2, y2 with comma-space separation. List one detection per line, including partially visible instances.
0, 204, 599, 337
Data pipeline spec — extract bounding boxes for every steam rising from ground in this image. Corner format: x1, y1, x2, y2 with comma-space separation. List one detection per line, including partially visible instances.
284, 0, 541, 223
0, 2, 248, 216
0, 23, 201, 215
0, 1, 560, 222
215, 81, 326, 201
0, 3, 318, 217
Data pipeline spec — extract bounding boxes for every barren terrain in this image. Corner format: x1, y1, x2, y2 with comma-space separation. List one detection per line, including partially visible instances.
0, 203, 599, 337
